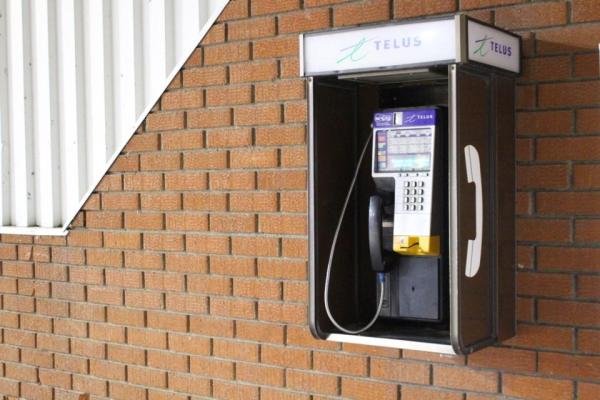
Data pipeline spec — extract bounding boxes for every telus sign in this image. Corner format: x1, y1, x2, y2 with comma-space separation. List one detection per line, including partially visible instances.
467, 20, 520, 73
302, 19, 457, 75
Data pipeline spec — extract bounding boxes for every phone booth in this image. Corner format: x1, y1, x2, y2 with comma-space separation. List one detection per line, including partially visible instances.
302, 15, 519, 354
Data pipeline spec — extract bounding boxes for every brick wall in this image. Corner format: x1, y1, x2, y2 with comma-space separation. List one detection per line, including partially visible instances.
0, 0, 598, 399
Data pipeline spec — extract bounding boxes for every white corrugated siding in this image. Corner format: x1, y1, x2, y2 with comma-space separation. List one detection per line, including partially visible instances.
0, 0, 229, 235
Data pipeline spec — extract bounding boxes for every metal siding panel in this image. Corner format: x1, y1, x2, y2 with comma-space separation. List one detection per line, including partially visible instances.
0, 0, 230, 232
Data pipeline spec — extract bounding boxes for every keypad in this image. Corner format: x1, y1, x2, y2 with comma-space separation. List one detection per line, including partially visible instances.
400, 179, 426, 212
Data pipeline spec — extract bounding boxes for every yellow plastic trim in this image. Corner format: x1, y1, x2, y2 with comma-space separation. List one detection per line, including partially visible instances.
393, 235, 440, 256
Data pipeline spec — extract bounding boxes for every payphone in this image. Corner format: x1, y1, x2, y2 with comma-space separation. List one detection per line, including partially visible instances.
302, 15, 519, 354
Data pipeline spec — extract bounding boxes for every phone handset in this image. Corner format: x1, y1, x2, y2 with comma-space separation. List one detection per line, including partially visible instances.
464, 145, 482, 278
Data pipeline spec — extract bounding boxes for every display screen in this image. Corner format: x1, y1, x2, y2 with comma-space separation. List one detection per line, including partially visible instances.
376, 128, 433, 172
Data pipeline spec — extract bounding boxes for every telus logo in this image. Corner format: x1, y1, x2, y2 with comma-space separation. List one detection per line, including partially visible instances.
473, 34, 512, 57
374, 113, 393, 124
337, 35, 422, 64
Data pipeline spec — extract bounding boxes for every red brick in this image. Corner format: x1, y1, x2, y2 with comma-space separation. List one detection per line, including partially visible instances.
147, 311, 188, 332
104, 231, 141, 249
186, 234, 230, 254
189, 315, 234, 337
161, 89, 203, 110
128, 365, 167, 388
576, 108, 600, 133
228, 17, 276, 40
255, 125, 305, 145
213, 381, 258, 400
539, 299, 600, 327
206, 85, 253, 106
123, 173, 163, 191
232, 236, 279, 256
183, 192, 228, 211
110, 381, 146, 400
574, 53, 599, 78
165, 213, 208, 231
190, 356, 234, 380
286, 369, 338, 396
213, 339, 259, 362
124, 212, 164, 230
537, 192, 600, 215
233, 278, 281, 299
236, 320, 285, 343
253, 36, 299, 59
496, 2, 567, 29
284, 101, 308, 122
334, 0, 390, 27
229, 61, 278, 83
146, 112, 185, 131
182, 66, 227, 87
537, 24, 600, 53
210, 255, 255, 276
401, 386, 461, 400
209, 171, 255, 190
251, 0, 300, 15
540, 352, 600, 380
460, 0, 530, 10
125, 290, 164, 309
539, 81, 600, 107
516, 218, 571, 242
578, 329, 600, 353
167, 373, 210, 396
236, 362, 285, 386
574, 164, 600, 189
538, 247, 600, 272
261, 344, 310, 368
230, 148, 279, 169
165, 253, 208, 273
394, 0, 456, 18
503, 374, 572, 400
579, 382, 600, 400
279, 9, 330, 34
342, 378, 397, 400
140, 152, 181, 171
204, 42, 250, 65
433, 366, 498, 393
517, 271, 573, 297
188, 274, 231, 295
161, 130, 203, 150
578, 275, 600, 299
516, 110, 572, 135
125, 250, 164, 269
258, 301, 306, 324
572, 0, 600, 22
141, 193, 181, 211
143, 233, 184, 251
235, 103, 282, 126
188, 108, 232, 129
210, 297, 256, 319
230, 192, 278, 212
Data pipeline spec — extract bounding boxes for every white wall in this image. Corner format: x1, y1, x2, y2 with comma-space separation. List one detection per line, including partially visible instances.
0, 0, 229, 235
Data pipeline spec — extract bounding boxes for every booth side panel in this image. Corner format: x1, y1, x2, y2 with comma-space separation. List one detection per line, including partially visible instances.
495, 74, 516, 342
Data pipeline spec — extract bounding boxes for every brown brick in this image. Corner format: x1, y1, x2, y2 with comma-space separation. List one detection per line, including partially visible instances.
280, 192, 307, 213
255, 125, 305, 146
230, 60, 278, 83
574, 164, 600, 189
210, 213, 256, 233
166, 253, 208, 273
517, 271, 573, 298
123, 173, 163, 191
190, 356, 234, 380
183, 192, 228, 211
505, 323, 573, 351
279, 8, 330, 34
259, 214, 307, 235
232, 236, 279, 256
206, 127, 253, 148
538, 247, 600, 272
219, 0, 249, 21
104, 231, 141, 249
162, 130, 203, 150
146, 112, 185, 131
284, 101, 308, 122
233, 278, 281, 300
211, 341, 259, 365
206, 85, 252, 106
147, 311, 188, 332
210, 255, 256, 276
183, 66, 227, 87
433, 366, 498, 393
213, 381, 258, 400
342, 378, 398, 400
537, 192, 600, 215
140, 152, 181, 171
125, 290, 164, 309
210, 171, 255, 190
125, 251, 164, 269
186, 234, 230, 254
539, 352, 600, 380
230, 192, 278, 212
578, 329, 600, 353
165, 213, 208, 231
576, 219, 600, 243
253, 36, 299, 59
576, 108, 600, 133
574, 53, 599, 78
228, 17, 277, 40
124, 212, 164, 230
537, 24, 600, 53
235, 103, 282, 126
204, 42, 250, 65
394, 0, 455, 18
188, 108, 232, 129
257, 258, 307, 280
460, 0, 530, 10
237, 362, 285, 386
516, 218, 570, 242
255, 80, 305, 102
258, 301, 306, 324
516, 110, 572, 135
496, 2, 567, 29
286, 369, 338, 396
161, 89, 203, 110
539, 81, 600, 107
334, 0, 390, 26
110, 381, 146, 400
143, 233, 184, 251
261, 344, 310, 368
578, 275, 600, 299
190, 315, 234, 337
167, 373, 210, 396
538, 299, 600, 327
401, 386, 461, 400
188, 274, 231, 295
579, 382, 600, 400
128, 365, 167, 388
236, 320, 285, 343
281, 147, 307, 167
230, 148, 279, 169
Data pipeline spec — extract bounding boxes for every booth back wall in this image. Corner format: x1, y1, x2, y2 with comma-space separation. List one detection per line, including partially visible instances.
0, 1, 598, 399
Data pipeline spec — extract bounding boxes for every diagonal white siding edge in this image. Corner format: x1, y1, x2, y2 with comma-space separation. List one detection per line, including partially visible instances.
0, 0, 230, 234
